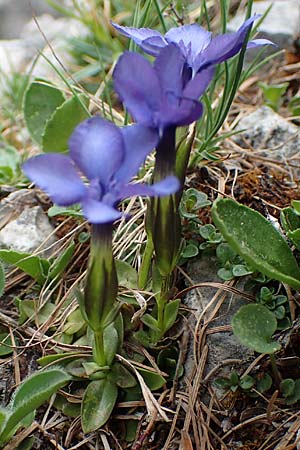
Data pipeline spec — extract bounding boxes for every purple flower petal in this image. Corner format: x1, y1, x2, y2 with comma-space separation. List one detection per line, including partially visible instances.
150, 175, 180, 195
111, 22, 166, 56
113, 51, 161, 126
82, 197, 122, 224
247, 38, 276, 49
115, 124, 158, 183
165, 24, 212, 66
154, 43, 185, 98
183, 66, 215, 98
23, 154, 86, 206
69, 117, 124, 183
194, 15, 259, 72
160, 100, 203, 127
120, 175, 180, 199
141, 36, 168, 55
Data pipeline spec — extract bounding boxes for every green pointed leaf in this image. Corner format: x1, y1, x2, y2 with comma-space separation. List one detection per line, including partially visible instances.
163, 299, 180, 332
103, 323, 119, 366
15, 436, 35, 450
81, 378, 118, 433
141, 314, 160, 332
111, 363, 137, 389
42, 94, 89, 153
292, 200, 300, 215
0, 250, 50, 284
137, 367, 166, 390
232, 304, 280, 354
115, 259, 138, 289
82, 361, 103, 377
0, 333, 14, 356
63, 308, 86, 336
212, 199, 300, 290
287, 229, 300, 251
47, 204, 83, 218
230, 371, 239, 385
0, 369, 71, 443
37, 352, 85, 367
16, 299, 56, 326
53, 394, 81, 418
214, 377, 232, 389
0, 407, 9, 435
49, 241, 75, 280
23, 81, 65, 144
157, 347, 183, 379
280, 207, 300, 233
66, 358, 88, 378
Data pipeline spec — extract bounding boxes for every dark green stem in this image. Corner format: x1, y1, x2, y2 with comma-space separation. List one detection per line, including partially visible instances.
84, 223, 118, 366
138, 234, 154, 290
93, 330, 106, 367
157, 274, 172, 332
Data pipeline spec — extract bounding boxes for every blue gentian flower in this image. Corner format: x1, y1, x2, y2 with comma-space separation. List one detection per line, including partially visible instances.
23, 116, 179, 224
113, 43, 214, 134
112, 15, 273, 77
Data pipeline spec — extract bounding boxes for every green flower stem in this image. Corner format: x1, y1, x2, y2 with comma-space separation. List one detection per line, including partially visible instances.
138, 233, 154, 290
93, 330, 106, 367
157, 274, 172, 333
84, 223, 118, 366
150, 126, 181, 276
175, 124, 196, 189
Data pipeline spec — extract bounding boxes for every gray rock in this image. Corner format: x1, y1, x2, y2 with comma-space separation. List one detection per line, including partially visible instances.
0, 13, 89, 86
0, 0, 58, 39
0, 39, 36, 76
234, 106, 300, 161
228, 0, 300, 49
0, 191, 57, 254
26, 15, 90, 80
184, 256, 253, 395
0, 189, 38, 229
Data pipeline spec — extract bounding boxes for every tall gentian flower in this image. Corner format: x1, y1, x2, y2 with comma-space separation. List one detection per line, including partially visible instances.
112, 15, 273, 79
113, 44, 213, 276
23, 116, 179, 365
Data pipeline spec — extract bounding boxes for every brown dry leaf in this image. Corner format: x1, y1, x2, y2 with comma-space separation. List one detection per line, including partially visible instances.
180, 430, 194, 450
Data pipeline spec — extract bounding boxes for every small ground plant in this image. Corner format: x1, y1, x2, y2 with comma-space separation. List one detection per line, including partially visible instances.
2, 0, 300, 448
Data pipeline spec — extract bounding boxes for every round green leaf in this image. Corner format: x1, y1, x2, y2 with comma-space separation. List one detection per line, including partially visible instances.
23, 81, 65, 144
256, 373, 273, 393
280, 378, 295, 397
42, 95, 89, 153
240, 375, 254, 390
232, 304, 280, 354
181, 243, 199, 258
232, 264, 253, 277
